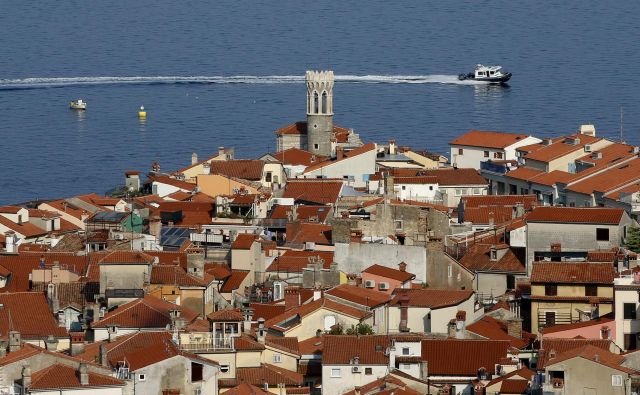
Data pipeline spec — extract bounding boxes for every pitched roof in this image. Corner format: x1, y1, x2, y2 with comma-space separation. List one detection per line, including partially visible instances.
504, 167, 545, 182
91, 294, 199, 329
207, 308, 244, 322
303, 143, 377, 173
545, 344, 636, 374
466, 316, 534, 349
526, 206, 625, 224
29, 363, 125, 390
390, 288, 474, 309
0, 253, 89, 292
232, 233, 259, 250
362, 264, 415, 282
325, 284, 391, 308
458, 244, 526, 273
269, 205, 331, 223
220, 270, 250, 293
265, 298, 371, 331
524, 133, 603, 163
286, 222, 332, 246
462, 206, 517, 225
271, 148, 327, 167
267, 250, 333, 273
402, 168, 487, 186
150, 265, 209, 287
298, 335, 325, 355
0, 216, 48, 238
283, 179, 344, 205
0, 292, 69, 338
208, 160, 265, 181
221, 382, 270, 395
0, 206, 24, 214
98, 250, 155, 265
31, 281, 99, 310
449, 130, 530, 149
275, 121, 350, 137
421, 339, 511, 375
565, 157, 640, 195
250, 303, 287, 322
233, 363, 304, 386
541, 312, 614, 335
323, 334, 424, 365
461, 195, 538, 209
266, 336, 300, 356
530, 262, 615, 284
148, 174, 197, 191
537, 338, 613, 369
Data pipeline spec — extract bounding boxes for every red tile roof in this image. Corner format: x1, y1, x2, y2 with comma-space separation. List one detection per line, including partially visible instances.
462, 206, 517, 225
220, 270, 250, 293
148, 174, 197, 191
461, 195, 538, 209
362, 264, 415, 282
275, 122, 350, 138
298, 336, 325, 355
232, 233, 259, 250
207, 308, 244, 322
221, 382, 270, 395
394, 168, 487, 186
0, 292, 69, 338
530, 262, 615, 284
421, 339, 511, 375
267, 250, 333, 273
272, 148, 327, 167
150, 265, 209, 287
266, 336, 300, 355
390, 288, 474, 309
286, 222, 332, 246
29, 363, 125, 390
526, 206, 624, 224
541, 312, 614, 335
466, 316, 534, 349
269, 205, 331, 223
566, 157, 640, 195
325, 284, 392, 308
208, 160, 265, 181
545, 344, 636, 374
0, 253, 89, 292
0, 206, 23, 214
233, 363, 304, 386
91, 295, 199, 328
449, 130, 530, 149
282, 179, 344, 205
265, 298, 371, 331
323, 335, 391, 365
250, 303, 287, 321
393, 176, 439, 185
458, 244, 526, 273
0, 216, 48, 238
303, 143, 377, 173
537, 338, 613, 369
98, 250, 155, 265
504, 167, 545, 182
524, 134, 602, 163
527, 169, 576, 186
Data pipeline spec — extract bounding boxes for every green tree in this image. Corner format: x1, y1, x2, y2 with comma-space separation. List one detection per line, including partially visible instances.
626, 226, 640, 253
328, 324, 344, 335
345, 323, 374, 336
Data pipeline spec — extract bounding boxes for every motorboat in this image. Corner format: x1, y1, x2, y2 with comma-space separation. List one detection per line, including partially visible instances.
69, 99, 87, 110
458, 64, 512, 83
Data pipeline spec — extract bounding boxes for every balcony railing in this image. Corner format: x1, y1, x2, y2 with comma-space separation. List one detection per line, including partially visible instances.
180, 336, 235, 352
480, 161, 510, 174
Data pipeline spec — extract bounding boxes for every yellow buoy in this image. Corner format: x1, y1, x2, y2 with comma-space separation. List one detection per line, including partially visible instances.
138, 105, 147, 119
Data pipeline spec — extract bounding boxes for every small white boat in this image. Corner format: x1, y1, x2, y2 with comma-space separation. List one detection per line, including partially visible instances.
458, 64, 512, 83
69, 99, 87, 110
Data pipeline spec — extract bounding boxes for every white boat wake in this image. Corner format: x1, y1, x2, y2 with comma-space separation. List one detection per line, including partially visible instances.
0, 74, 488, 89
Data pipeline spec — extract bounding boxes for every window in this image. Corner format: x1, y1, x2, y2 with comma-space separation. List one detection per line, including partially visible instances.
624, 303, 637, 320
395, 220, 403, 230
612, 374, 623, 387
265, 172, 272, 182
484, 151, 489, 157
402, 347, 410, 355
625, 333, 638, 350
596, 228, 610, 241
494, 152, 503, 159
330, 368, 341, 378
220, 363, 230, 373
585, 285, 597, 297
314, 144, 319, 150
455, 189, 462, 196
272, 354, 282, 363
545, 311, 556, 327
473, 188, 480, 195
429, 186, 433, 191
545, 284, 557, 296
365, 367, 372, 375
191, 363, 203, 382
401, 185, 406, 190
138, 373, 146, 382
458, 148, 464, 155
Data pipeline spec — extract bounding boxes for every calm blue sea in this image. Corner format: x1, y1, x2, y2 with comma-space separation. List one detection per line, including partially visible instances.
1, 1, 639, 204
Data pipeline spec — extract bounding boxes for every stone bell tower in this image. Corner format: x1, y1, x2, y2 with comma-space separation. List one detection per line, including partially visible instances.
306, 70, 334, 157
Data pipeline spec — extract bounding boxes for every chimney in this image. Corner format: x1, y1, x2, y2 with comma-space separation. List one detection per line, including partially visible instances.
106, 325, 119, 342
47, 283, 60, 320
514, 203, 525, 218
399, 294, 409, 332
9, 331, 21, 352
455, 311, 466, 339
579, 124, 596, 137
191, 152, 198, 165
218, 147, 226, 160
313, 288, 322, 301
594, 354, 600, 363
284, 288, 301, 310
70, 332, 86, 356
600, 325, 611, 340
336, 146, 344, 160
187, 252, 205, 279
242, 307, 254, 333
389, 139, 397, 155
21, 363, 32, 389
399, 262, 407, 272
202, 162, 211, 175
99, 343, 108, 367
257, 318, 266, 344
507, 317, 523, 339
44, 335, 59, 351
5, 232, 16, 253
447, 320, 456, 338
78, 362, 89, 386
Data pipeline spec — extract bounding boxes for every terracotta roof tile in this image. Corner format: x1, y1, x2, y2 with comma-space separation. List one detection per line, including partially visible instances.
266, 336, 300, 355
98, 250, 155, 265
91, 294, 199, 329
269, 205, 331, 223
0, 216, 47, 238
527, 169, 576, 186
462, 206, 517, 225
524, 133, 602, 163
390, 168, 487, 186
29, 363, 125, 390
0, 206, 23, 214
0, 254, 89, 292
31, 281, 99, 310
390, 288, 474, 309
504, 167, 544, 181
148, 174, 197, 191
466, 316, 534, 349
221, 382, 270, 395
421, 339, 511, 375
285, 222, 332, 246
220, 270, 250, 293
458, 244, 526, 273
283, 179, 344, 205
362, 264, 415, 282
207, 308, 244, 322
325, 284, 391, 308
208, 160, 265, 181
275, 122, 350, 139
234, 333, 266, 351
541, 312, 614, 335
267, 250, 333, 273
231, 233, 259, 250
545, 344, 636, 374
526, 206, 624, 224
150, 265, 209, 287
234, 363, 304, 386
0, 292, 69, 339
271, 148, 327, 167
450, 130, 530, 149
530, 262, 615, 284
250, 303, 287, 321
298, 336, 324, 355
265, 298, 371, 331
461, 195, 538, 209
324, 334, 424, 365
537, 338, 613, 369
566, 157, 640, 195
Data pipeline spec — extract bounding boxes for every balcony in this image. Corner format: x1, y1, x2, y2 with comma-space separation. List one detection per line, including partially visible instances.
105, 289, 145, 299
480, 161, 510, 175
180, 336, 235, 352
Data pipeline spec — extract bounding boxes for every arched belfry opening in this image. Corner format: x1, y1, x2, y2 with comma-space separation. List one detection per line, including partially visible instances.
306, 70, 335, 156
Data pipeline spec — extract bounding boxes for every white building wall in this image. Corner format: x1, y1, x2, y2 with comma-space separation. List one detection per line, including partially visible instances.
302, 149, 377, 188
321, 365, 388, 395
450, 136, 541, 170
395, 183, 439, 201
152, 182, 187, 198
